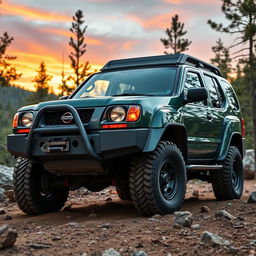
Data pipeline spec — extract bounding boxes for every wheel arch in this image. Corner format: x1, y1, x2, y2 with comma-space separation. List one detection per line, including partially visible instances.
218, 132, 244, 161
144, 124, 188, 163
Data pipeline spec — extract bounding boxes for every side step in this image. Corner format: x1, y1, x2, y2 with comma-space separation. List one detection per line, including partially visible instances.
186, 165, 223, 172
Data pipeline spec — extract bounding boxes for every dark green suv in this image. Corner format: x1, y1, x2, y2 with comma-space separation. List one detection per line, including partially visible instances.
7, 54, 245, 216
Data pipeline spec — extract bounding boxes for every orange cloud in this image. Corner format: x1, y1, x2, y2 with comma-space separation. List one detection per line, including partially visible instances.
128, 13, 173, 30
11, 51, 102, 92
2, 1, 70, 22
40, 27, 103, 46
163, 0, 182, 4
122, 41, 139, 51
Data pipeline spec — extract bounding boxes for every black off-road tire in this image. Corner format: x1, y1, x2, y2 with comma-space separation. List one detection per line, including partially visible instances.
116, 183, 131, 201
212, 146, 243, 200
129, 141, 186, 216
13, 158, 69, 215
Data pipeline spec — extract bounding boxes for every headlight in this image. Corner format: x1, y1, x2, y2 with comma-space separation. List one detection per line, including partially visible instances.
21, 112, 33, 127
110, 107, 126, 122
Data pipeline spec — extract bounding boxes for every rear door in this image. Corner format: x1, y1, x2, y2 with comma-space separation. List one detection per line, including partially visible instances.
202, 73, 226, 155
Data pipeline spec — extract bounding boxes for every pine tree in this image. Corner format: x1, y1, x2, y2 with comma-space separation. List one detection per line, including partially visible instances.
161, 14, 191, 54
58, 70, 73, 96
0, 33, 22, 86
210, 38, 232, 79
208, 0, 256, 154
27, 62, 53, 104
69, 10, 91, 87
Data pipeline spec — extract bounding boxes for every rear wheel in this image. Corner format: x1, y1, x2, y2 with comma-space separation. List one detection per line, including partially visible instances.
13, 158, 69, 215
212, 146, 243, 200
129, 141, 186, 216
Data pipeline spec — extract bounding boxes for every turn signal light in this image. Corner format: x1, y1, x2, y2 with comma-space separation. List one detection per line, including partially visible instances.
102, 124, 127, 129
16, 128, 30, 134
126, 106, 140, 122
12, 113, 19, 128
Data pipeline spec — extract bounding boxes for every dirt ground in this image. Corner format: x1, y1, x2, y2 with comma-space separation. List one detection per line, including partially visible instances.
0, 180, 256, 256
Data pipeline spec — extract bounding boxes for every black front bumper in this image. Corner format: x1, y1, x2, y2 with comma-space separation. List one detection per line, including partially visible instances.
7, 128, 149, 160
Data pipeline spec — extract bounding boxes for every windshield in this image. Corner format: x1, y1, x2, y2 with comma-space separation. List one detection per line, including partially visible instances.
73, 67, 177, 98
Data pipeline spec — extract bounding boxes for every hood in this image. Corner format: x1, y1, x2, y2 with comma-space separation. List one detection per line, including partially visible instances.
18, 96, 173, 112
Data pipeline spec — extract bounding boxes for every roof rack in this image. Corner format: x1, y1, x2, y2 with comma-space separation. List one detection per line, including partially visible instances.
101, 54, 222, 77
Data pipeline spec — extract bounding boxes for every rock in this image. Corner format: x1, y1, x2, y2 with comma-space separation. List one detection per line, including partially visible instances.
191, 224, 201, 230
232, 220, 244, 229
132, 251, 148, 256
81, 253, 88, 256
173, 211, 193, 227
66, 222, 79, 227
28, 243, 51, 249
99, 223, 111, 229
200, 206, 211, 213
173, 223, 183, 229
192, 190, 199, 197
4, 190, 15, 202
148, 217, 158, 222
4, 215, 12, 220
243, 149, 255, 179
102, 248, 121, 256
88, 213, 98, 218
247, 192, 256, 203
215, 210, 236, 220
200, 231, 232, 247
0, 209, 6, 215
152, 214, 162, 219
0, 165, 13, 190
0, 188, 6, 202
0, 225, 18, 249
106, 197, 112, 202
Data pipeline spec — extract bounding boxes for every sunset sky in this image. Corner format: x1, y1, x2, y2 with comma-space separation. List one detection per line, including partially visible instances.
1, 0, 231, 92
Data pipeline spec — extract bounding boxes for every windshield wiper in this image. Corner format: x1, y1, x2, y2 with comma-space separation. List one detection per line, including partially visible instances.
112, 93, 152, 97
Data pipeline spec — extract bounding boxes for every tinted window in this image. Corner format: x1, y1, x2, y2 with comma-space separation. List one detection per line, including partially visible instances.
220, 80, 240, 110
73, 67, 177, 98
184, 72, 205, 106
203, 75, 224, 108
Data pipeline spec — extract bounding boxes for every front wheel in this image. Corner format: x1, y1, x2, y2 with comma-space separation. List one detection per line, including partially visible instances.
129, 141, 186, 216
212, 146, 244, 200
13, 158, 69, 215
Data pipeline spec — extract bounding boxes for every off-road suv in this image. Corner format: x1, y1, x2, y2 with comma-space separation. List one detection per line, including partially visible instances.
7, 54, 245, 216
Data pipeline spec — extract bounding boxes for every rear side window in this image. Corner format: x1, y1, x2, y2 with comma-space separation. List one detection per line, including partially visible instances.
219, 80, 240, 110
203, 75, 224, 108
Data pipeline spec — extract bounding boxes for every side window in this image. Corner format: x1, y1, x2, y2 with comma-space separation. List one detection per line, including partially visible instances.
184, 72, 205, 106
220, 80, 240, 110
203, 75, 224, 108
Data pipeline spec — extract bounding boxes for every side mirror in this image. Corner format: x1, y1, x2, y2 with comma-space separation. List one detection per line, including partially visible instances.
184, 88, 208, 104
59, 95, 69, 100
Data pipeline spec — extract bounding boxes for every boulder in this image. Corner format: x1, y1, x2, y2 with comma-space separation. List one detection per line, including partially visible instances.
200, 231, 232, 247
243, 149, 255, 179
0, 165, 13, 190
0, 165, 14, 202
0, 225, 18, 250
173, 211, 193, 227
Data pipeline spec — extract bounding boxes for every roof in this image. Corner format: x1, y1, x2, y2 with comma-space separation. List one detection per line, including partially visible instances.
101, 53, 222, 77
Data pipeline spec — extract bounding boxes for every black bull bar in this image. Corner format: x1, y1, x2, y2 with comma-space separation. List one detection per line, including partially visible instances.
25, 104, 102, 161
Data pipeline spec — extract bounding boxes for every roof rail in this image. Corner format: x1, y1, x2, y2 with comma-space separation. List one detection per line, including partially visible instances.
101, 54, 222, 77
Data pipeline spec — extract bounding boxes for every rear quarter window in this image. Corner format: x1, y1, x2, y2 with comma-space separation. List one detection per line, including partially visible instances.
219, 80, 240, 110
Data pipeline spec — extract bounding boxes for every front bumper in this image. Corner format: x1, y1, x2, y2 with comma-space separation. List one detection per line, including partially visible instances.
7, 128, 150, 160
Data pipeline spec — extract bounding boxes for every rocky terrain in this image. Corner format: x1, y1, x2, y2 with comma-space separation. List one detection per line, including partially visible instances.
0, 167, 256, 256
0, 153, 256, 256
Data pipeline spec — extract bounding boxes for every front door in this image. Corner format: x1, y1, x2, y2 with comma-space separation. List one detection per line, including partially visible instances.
182, 70, 216, 161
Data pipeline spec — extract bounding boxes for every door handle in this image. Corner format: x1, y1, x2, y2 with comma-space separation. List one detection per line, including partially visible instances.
207, 112, 212, 120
